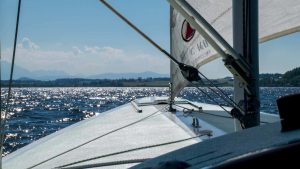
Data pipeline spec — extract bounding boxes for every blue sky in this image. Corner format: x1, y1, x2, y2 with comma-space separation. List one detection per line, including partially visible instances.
1, 0, 300, 78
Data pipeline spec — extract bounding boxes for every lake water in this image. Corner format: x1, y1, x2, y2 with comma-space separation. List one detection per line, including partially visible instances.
1, 87, 300, 156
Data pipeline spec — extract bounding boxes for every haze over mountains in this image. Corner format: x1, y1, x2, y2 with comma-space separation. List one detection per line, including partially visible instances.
2, 61, 300, 87
1, 61, 300, 87
1, 61, 169, 80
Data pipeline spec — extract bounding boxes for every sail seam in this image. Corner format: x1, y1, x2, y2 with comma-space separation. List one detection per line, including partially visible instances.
211, 7, 232, 26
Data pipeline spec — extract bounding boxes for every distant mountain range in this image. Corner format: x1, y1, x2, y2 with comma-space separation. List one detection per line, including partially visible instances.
1, 61, 169, 80
88, 72, 169, 79
1, 61, 299, 87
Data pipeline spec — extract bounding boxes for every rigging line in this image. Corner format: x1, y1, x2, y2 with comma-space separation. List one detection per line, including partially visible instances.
99, 0, 180, 65
196, 71, 246, 114
173, 104, 233, 119
173, 104, 196, 111
173, 104, 269, 123
194, 86, 231, 115
173, 104, 200, 117
56, 134, 204, 169
27, 106, 168, 169
60, 159, 149, 169
194, 86, 245, 129
194, 80, 237, 110
195, 80, 237, 110
99, 0, 244, 112
173, 104, 199, 117
195, 86, 246, 129
99, 1, 246, 117
1, 0, 22, 160
193, 86, 238, 122
197, 71, 241, 109
201, 111, 233, 119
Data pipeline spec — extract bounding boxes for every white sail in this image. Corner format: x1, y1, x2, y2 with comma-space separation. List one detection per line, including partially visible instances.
171, 0, 300, 99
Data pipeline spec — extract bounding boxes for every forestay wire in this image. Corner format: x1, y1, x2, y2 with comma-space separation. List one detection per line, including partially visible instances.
99, 0, 246, 126
0, 0, 22, 164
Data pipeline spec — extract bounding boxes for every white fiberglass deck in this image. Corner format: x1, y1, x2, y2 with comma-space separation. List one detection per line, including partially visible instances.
3, 97, 279, 169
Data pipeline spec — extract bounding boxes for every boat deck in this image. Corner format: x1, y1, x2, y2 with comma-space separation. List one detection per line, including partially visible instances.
134, 122, 300, 169
3, 97, 279, 169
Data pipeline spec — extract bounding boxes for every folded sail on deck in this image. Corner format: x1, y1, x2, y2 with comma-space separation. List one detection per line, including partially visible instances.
170, 0, 300, 99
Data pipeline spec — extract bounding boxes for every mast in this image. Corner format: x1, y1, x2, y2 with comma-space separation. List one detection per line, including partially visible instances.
233, 0, 260, 130
169, 6, 175, 111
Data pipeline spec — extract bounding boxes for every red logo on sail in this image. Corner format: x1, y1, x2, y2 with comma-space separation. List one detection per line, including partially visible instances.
181, 20, 195, 42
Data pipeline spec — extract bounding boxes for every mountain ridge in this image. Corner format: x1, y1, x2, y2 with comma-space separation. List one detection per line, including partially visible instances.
1, 61, 169, 80
1, 61, 299, 86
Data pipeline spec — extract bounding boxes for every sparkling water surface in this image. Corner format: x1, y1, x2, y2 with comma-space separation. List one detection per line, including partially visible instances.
1, 87, 299, 156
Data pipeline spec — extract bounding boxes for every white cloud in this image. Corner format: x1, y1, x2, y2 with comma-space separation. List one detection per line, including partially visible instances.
72, 46, 82, 56
84, 46, 100, 54
83, 46, 124, 57
101, 46, 124, 56
2, 38, 169, 76
17, 37, 40, 50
